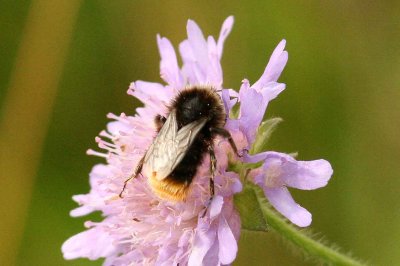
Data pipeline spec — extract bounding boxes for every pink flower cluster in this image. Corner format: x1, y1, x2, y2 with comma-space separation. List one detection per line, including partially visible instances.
62, 16, 332, 265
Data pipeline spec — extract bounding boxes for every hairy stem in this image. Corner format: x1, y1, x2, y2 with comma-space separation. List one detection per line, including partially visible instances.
251, 184, 365, 266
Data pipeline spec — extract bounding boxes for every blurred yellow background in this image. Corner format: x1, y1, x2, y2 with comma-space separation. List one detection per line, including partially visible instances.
1, 1, 399, 265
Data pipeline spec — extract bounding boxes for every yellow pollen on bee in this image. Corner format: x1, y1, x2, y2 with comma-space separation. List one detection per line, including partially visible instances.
148, 174, 189, 202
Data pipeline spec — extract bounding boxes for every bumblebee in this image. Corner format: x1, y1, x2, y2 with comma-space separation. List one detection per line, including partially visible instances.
120, 86, 240, 201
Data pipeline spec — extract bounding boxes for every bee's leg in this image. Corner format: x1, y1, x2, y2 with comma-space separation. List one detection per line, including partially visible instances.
209, 144, 217, 198
210, 127, 244, 157
119, 156, 145, 198
202, 144, 217, 218
154, 114, 167, 131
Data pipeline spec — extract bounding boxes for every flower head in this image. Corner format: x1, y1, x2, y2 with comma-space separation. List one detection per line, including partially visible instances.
63, 16, 242, 266
62, 15, 332, 266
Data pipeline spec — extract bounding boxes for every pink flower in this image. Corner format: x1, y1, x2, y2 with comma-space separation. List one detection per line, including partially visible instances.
63, 17, 242, 266
62, 15, 332, 266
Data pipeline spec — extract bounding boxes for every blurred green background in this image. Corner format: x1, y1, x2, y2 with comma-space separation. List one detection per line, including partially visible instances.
1, 1, 399, 265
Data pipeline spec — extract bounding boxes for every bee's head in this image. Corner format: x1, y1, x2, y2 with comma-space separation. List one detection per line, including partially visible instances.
173, 86, 224, 128
177, 94, 211, 124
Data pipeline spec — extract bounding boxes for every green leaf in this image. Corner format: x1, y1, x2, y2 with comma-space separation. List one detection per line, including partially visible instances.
251, 117, 282, 154
234, 182, 268, 231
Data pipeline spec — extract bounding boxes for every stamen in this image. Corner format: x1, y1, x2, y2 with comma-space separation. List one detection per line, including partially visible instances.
99, 130, 114, 140
127, 88, 135, 96
84, 221, 99, 228
107, 112, 129, 123
86, 149, 109, 158
96, 138, 120, 154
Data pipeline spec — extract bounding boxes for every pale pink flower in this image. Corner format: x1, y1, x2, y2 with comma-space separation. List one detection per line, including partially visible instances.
63, 17, 242, 266
62, 15, 332, 266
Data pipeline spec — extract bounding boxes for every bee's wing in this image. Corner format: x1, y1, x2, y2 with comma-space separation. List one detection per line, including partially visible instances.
143, 110, 207, 181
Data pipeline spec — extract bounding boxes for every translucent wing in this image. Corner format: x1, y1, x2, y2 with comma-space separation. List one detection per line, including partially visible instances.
143, 109, 207, 181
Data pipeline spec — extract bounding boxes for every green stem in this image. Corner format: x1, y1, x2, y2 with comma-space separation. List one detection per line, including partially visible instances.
251, 185, 365, 266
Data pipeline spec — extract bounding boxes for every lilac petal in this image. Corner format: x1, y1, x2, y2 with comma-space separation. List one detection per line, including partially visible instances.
130, 80, 173, 104
221, 88, 238, 117
252, 40, 288, 89
264, 187, 312, 227
227, 88, 239, 107
259, 81, 285, 102
70, 205, 93, 217
206, 36, 223, 86
218, 215, 238, 264
230, 174, 243, 194
238, 80, 285, 145
156, 243, 176, 265
226, 208, 241, 242
62, 227, 116, 260
202, 237, 220, 266
209, 195, 224, 219
179, 40, 204, 84
179, 39, 195, 62
187, 20, 208, 66
251, 151, 333, 190
217, 16, 234, 59
106, 120, 132, 136
270, 152, 333, 190
185, 19, 208, 81
243, 151, 269, 163
188, 221, 217, 266
70, 196, 94, 217
221, 88, 232, 115
157, 35, 184, 88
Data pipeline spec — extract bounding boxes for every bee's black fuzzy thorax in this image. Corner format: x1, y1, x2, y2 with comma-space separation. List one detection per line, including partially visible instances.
171, 86, 226, 129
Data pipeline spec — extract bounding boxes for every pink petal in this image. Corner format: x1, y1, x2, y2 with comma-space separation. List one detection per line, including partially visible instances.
70, 202, 94, 217
209, 195, 224, 219
282, 158, 333, 190
226, 208, 241, 242
202, 238, 220, 266
106, 120, 132, 135
186, 19, 208, 76
221, 88, 238, 117
252, 39, 288, 89
217, 16, 234, 59
179, 40, 204, 84
221, 88, 232, 115
188, 221, 217, 266
131, 80, 173, 104
206, 36, 223, 86
257, 151, 333, 190
218, 215, 238, 264
62, 227, 116, 260
157, 35, 184, 88
156, 243, 176, 265
264, 187, 312, 227
259, 81, 285, 101
238, 80, 285, 145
